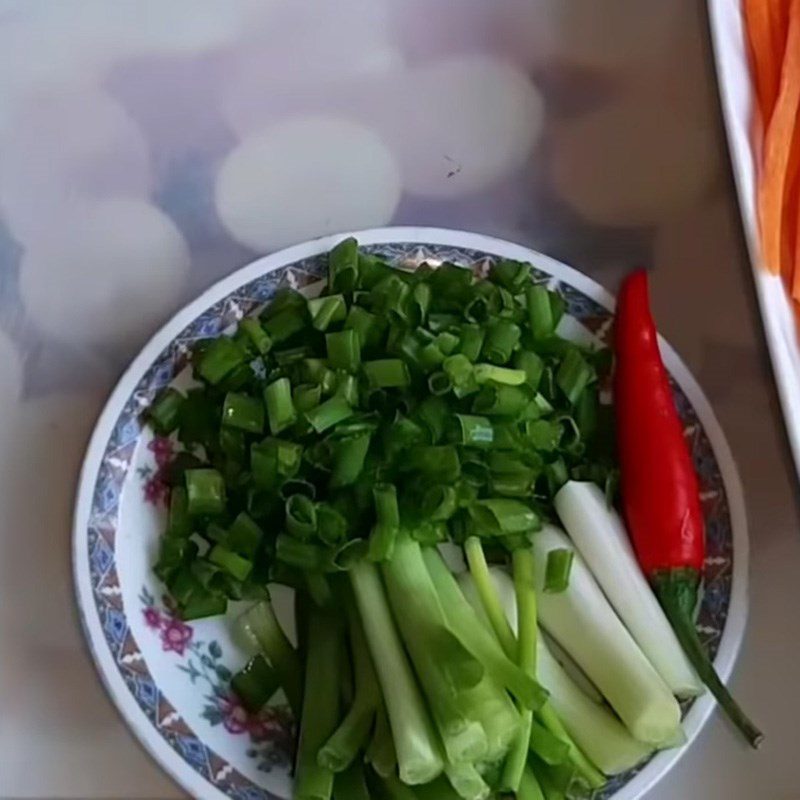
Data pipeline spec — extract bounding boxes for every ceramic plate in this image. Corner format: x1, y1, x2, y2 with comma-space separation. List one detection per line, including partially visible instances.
73, 227, 748, 800
707, 0, 800, 482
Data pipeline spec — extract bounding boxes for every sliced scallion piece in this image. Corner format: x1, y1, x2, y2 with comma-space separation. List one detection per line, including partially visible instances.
363, 359, 410, 389
185, 469, 226, 516
231, 654, 281, 713
327, 329, 361, 373
221, 392, 265, 434
544, 548, 574, 594
147, 388, 185, 435
264, 378, 296, 434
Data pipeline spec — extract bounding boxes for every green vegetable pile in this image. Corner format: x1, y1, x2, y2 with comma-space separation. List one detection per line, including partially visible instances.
146, 239, 617, 800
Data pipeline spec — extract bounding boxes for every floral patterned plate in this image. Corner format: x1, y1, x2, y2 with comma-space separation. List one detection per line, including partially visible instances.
73, 228, 749, 800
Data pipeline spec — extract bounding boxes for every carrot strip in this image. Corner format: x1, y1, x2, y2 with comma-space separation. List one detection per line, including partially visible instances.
745, 0, 783, 123
784, 122, 800, 291
768, 0, 790, 57
757, 0, 800, 274
784, 172, 799, 293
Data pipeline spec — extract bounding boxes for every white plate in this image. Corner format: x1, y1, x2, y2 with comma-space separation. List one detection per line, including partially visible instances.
707, 0, 800, 480
73, 227, 749, 800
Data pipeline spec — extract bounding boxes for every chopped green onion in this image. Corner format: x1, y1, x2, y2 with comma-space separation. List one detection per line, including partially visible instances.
185, 469, 226, 516
371, 275, 411, 323
544, 548, 574, 593
177, 391, 218, 450
490, 258, 532, 293
329, 237, 359, 292
274, 344, 312, 367
368, 483, 399, 562
238, 317, 272, 354
251, 437, 302, 489
469, 498, 540, 535
363, 359, 410, 389
221, 392, 265, 434
465, 286, 495, 323
491, 473, 536, 498
197, 337, 246, 385
231, 654, 280, 712
428, 312, 460, 332
435, 331, 459, 355
461, 456, 491, 489
546, 458, 569, 494
300, 358, 330, 384
333, 539, 369, 570
483, 319, 521, 364
473, 384, 530, 416
330, 433, 372, 488
167, 486, 192, 538
309, 294, 347, 331
209, 544, 252, 581
449, 414, 494, 447
276, 533, 328, 571
521, 419, 562, 451
238, 600, 302, 715
147, 388, 185, 435
526, 284, 557, 340
286, 494, 318, 539
317, 504, 349, 545
262, 305, 306, 343
293, 383, 323, 413
442, 353, 476, 396
427, 371, 452, 396
415, 395, 448, 443
374, 483, 400, 527
345, 306, 385, 350
334, 372, 359, 407
410, 521, 448, 546
473, 363, 527, 386
154, 536, 197, 584
420, 485, 458, 521
219, 427, 246, 466
418, 342, 446, 372
306, 396, 354, 433
264, 378, 296, 434
327, 329, 361, 373
357, 252, 392, 289
556, 348, 594, 405
226, 512, 263, 558
458, 324, 486, 363
515, 350, 545, 390
261, 287, 306, 319
181, 592, 227, 620
368, 524, 397, 562
410, 282, 432, 325
403, 445, 461, 483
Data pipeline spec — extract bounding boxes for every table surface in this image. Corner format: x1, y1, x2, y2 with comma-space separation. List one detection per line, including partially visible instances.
2, 2, 799, 799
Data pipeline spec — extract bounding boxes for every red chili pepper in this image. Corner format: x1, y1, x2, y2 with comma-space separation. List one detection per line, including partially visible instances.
614, 269, 762, 748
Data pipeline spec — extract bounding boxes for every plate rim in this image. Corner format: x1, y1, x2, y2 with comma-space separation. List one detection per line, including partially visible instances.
73, 225, 750, 800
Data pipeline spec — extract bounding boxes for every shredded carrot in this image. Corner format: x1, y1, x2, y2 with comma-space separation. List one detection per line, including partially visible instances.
745, 0, 783, 123
768, 0, 791, 56
783, 119, 800, 291
757, 0, 800, 274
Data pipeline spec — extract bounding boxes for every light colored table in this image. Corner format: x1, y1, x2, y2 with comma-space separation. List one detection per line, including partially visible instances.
1, 2, 799, 798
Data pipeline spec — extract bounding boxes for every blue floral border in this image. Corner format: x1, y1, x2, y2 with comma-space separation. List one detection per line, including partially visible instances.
85, 243, 733, 800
